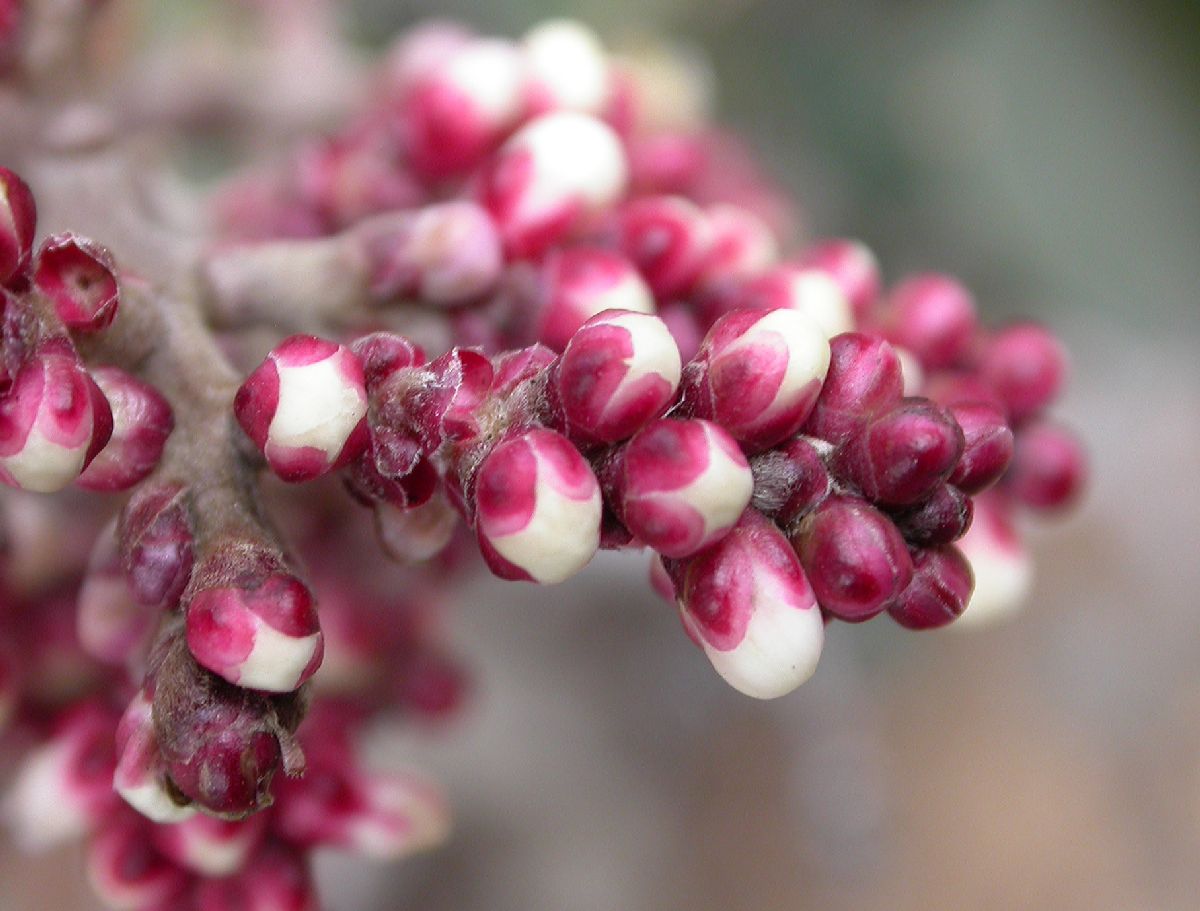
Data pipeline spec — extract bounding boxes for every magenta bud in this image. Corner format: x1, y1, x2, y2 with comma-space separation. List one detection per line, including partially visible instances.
947, 400, 1014, 494
78, 521, 155, 664
750, 435, 831, 527
882, 273, 977, 369
1005, 420, 1086, 512
682, 308, 830, 451
350, 331, 425, 392
674, 509, 824, 698
87, 815, 189, 911
294, 128, 421, 228
980, 322, 1067, 422
835, 398, 964, 506
891, 482, 973, 546
697, 204, 778, 289
474, 427, 602, 583
119, 483, 195, 608
536, 246, 654, 351
887, 545, 974, 630
802, 332, 904, 445
479, 112, 628, 258
0, 342, 113, 492
32, 233, 120, 333
76, 367, 174, 491
796, 238, 881, 322
235, 334, 369, 482
151, 812, 268, 878
608, 418, 753, 558
793, 495, 914, 622
0, 166, 37, 287
193, 840, 317, 911
554, 309, 681, 444
614, 195, 712, 298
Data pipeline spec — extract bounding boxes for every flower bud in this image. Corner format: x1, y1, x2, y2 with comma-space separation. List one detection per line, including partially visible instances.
682, 308, 830, 451
697, 204, 778, 289
521, 19, 612, 115
119, 482, 195, 609
479, 111, 628, 258
1005, 420, 1086, 512
947, 400, 1014, 494
954, 492, 1032, 627
613, 195, 712, 299
891, 482, 973, 546
235, 334, 369, 482
76, 367, 174, 491
32, 233, 120, 333
152, 813, 268, 878
793, 495, 914, 622
608, 418, 752, 558
802, 332, 903, 445
345, 423, 438, 510
735, 264, 854, 338
537, 246, 654, 351
393, 346, 493, 448
834, 398, 964, 506
374, 494, 459, 563
796, 239, 880, 322
882, 273, 977, 370
749, 435, 831, 527
87, 815, 189, 911
193, 840, 317, 911
887, 545, 974, 630
0, 166, 37, 287
0, 342, 113, 492
113, 691, 196, 824
674, 509, 824, 698
980, 321, 1067, 422
554, 309, 681, 444
78, 521, 154, 665
474, 428, 602, 583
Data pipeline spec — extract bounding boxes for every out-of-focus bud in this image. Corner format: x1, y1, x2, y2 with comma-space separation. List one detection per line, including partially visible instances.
672, 509, 824, 698
76, 367, 174, 491
235, 334, 369, 482
1005, 420, 1086, 512
381, 21, 473, 94
3, 704, 118, 850
398, 38, 525, 182
521, 19, 612, 115
613, 195, 712, 299
185, 547, 323, 693
955, 491, 1032, 627
734, 264, 854, 339
87, 814, 189, 911
888, 545, 974, 630
151, 813, 268, 878
834, 398, 964, 506
355, 203, 503, 307
608, 418, 752, 558
192, 840, 317, 911
32, 233, 120, 333
947, 400, 1014, 494
294, 127, 421, 229
657, 300, 704, 362
697, 204, 778, 290
474, 428, 602, 583
1, 166, 37, 287
77, 520, 154, 664
681, 308, 830, 451
882, 274, 977, 370
980, 322, 1067, 423
792, 495, 914, 622
375, 494, 459, 563
750, 435, 831, 527
802, 332, 903, 445
479, 111, 628, 258
796, 239, 880, 322
119, 482, 195, 609
0, 342, 113, 492
536, 246, 654, 351
113, 690, 196, 824
553, 309, 681, 444
891, 482, 973, 546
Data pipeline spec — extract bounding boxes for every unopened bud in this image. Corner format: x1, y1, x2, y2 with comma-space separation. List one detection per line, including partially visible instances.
955, 492, 1032, 627
802, 332, 903, 445
76, 367, 174, 491
947, 400, 1014, 494
796, 239, 880, 322
613, 195, 712, 299
119, 482, 195, 608
980, 322, 1067, 422
882, 273, 977, 370
521, 19, 612, 115
735, 264, 854, 339
0, 166, 37, 287
888, 545, 974, 630
1005, 420, 1086, 512
536, 246, 654, 351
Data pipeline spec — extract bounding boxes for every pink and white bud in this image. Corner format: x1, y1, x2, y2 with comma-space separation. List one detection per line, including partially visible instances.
749, 435, 832, 527
613, 195, 713, 299
682, 308, 830, 451
553, 309, 681, 444
947, 400, 1014, 494
1005, 420, 1086, 512
399, 38, 525, 181
152, 813, 267, 878
673, 509, 824, 699
375, 494, 459, 563
119, 482, 195, 609
76, 367, 174, 491
888, 545, 974, 630
803, 333, 904, 445
382, 21, 473, 93
88, 816, 189, 911
479, 111, 628, 258
235, 334, 369, 482
1, 166, 37, 287
882, 274, 977, 370
474, 428, 602, 583
32, 233, 120, 333
609, 418, 753, 558
521, 19, 612, 115
186, 565, 323, 693
955, 492, 1032, 627
736, 264, 855, 339
78, 521, 154, 664
698, 204, 779, 288
980, 321, 1068, 422
793, 495, 914, 622
0, 342, 113, 492
796, 239, 881, 322
536, 246, 654, 351
293, 128, 421, 229
355, 203, 503, 306
3, 704, 117, 850
113, 691, 196, 824
193, 841, 317, 911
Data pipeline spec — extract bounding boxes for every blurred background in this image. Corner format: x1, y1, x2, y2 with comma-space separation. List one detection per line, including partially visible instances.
5, 0, 1199, 909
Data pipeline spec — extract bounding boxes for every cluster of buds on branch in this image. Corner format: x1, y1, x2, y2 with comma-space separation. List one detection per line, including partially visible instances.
0, 5, 1085, 910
